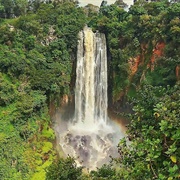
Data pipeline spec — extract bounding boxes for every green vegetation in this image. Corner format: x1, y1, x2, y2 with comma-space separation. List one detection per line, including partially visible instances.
116, 84, 180, 179
0, 1, 86, 179
88, 0, 180, 101
46, 157, 83, 180
0, 0, 179, 179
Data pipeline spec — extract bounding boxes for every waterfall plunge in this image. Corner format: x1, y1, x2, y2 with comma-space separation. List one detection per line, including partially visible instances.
75, 27, 107, 128
58, 27, 124, 170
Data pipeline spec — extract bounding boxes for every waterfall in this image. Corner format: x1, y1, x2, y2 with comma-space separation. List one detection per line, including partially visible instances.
75, 26, 107, 126
58, 27, 124, 170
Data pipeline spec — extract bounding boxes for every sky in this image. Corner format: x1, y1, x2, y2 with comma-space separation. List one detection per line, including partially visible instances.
78, 0, 134, 7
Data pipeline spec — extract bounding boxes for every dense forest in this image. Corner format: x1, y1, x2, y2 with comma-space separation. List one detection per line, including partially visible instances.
0, 0, 179, 179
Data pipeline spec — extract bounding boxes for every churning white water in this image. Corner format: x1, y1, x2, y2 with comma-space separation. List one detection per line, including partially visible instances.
57, 27, 125, 170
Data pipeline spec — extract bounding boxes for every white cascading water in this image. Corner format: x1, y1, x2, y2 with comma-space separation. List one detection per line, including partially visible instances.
58, 27, 125, 170
75, 26, 107, 126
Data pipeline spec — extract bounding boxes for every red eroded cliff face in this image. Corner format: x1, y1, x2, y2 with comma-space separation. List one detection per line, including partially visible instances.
112, 42, 167, 108
129, 42, 165, 79
129, 42, 165, 73
129, 55, 141, 76
176, 65, 180, 81
115, 41, 166, 101
149, 42, 165, 70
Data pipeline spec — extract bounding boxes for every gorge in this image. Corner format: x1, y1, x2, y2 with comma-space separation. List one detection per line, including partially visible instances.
1, 1, 179, 178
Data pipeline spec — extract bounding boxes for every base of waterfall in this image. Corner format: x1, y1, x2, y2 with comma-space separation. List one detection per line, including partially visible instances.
56, 117, 125, 170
